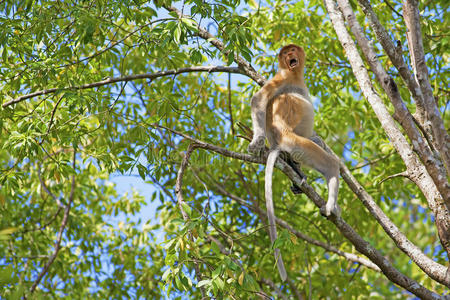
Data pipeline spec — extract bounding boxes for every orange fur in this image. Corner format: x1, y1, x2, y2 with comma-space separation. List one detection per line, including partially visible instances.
250, 45, 341, 282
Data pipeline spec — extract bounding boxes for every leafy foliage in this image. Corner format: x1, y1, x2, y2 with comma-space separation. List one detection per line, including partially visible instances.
0, 0, 448, 299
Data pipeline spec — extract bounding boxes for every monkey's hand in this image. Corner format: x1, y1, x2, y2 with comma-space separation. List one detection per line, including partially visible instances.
248, 135, 266, 155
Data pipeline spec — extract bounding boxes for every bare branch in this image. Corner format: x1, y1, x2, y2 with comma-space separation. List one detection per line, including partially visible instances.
383, 0, 402, 18
336, 0, 450, 264
338, 0, 448, 198
378, 171, 410, 185
402, 0, 450, 183
334, 143, 450, 285
2, 66, 245, 108
356, 0, 450, 177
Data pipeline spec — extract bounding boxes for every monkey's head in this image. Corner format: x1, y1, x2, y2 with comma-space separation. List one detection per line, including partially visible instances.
278, 44, 305, 72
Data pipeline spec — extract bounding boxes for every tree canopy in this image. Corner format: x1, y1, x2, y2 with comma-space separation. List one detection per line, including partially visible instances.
0, 0, 449, 299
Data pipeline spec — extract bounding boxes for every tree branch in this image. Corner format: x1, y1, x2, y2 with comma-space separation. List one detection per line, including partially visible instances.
383, 0, 403, 18
2, 66, 245, 108
37, 165, 63, 208
165, 6, 266, 87
378, 171, 410, 185
402, 0, 450, 188
30, 151, 76, 293
327, 138, 449, 286
336, 0, 450, 267
356, 0, 450, 178
338, 0, 448, 199
175, 143, 207, 299
259, 277, 289, 300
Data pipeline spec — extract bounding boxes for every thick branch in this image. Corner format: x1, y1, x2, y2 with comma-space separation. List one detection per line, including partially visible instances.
153, 123, 440, 298
326, 0, 446, 207
336, 0, 450, 274
336, 0, 448, 206
356, 0, 450, 177
2, 66, 245, 108
402, 0, 450, 195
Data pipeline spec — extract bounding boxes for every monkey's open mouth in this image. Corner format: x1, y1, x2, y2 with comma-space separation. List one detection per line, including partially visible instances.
289, 58, 298, 68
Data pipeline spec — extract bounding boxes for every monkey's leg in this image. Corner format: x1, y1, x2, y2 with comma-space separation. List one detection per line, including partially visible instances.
279, 132, 341, 217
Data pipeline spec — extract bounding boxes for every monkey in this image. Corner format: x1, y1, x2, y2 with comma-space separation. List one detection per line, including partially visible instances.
249, 44, 341, 281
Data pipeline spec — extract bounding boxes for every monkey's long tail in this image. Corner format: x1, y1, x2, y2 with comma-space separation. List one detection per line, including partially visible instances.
265, 148, 288, 281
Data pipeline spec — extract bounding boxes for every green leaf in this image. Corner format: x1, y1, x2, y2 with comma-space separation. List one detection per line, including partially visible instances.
197, 279, 210, 288
137, 164, 147, 180
180, 202, 191, 217
211, 241, 221, 255
174, 23, 182, 44
161, 268, 172, 281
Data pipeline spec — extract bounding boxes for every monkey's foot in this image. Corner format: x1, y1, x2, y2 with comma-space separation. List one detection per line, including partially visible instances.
320, 203, 341, 218
290, 184, 303, 194
248, 135, 265, 155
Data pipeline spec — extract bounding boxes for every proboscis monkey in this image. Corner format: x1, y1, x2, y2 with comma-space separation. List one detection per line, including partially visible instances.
249, 44, 340, 281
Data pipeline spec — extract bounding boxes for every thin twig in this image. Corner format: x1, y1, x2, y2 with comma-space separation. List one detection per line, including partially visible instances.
30, 151, 76, 293
37, 165, 63, 208
259, 277, 289, 300
383, 0, 402, 18
228, 72, 235, 135
378, 171, 410, 185
174, 143, 206, 298
46, 95, 64, 135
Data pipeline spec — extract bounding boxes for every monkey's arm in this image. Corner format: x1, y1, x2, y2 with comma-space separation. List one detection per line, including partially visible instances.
248, 79, 279, 154
248, 91, 267, 154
